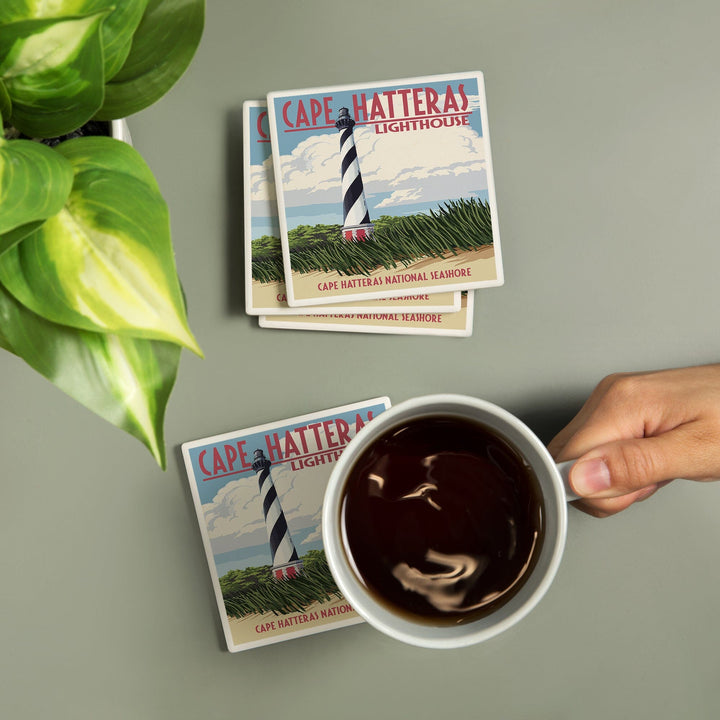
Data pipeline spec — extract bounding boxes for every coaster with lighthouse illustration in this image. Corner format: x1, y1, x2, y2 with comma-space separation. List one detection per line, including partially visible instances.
266, 71, 503, 308
244, 101, 461, 317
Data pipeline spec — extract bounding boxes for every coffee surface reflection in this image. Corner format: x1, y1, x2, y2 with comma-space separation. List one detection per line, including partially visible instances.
340, 416, 545, 625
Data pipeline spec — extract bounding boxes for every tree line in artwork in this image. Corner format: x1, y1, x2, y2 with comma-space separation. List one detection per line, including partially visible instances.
220, 549, 343, 618
250, 197, 494, 283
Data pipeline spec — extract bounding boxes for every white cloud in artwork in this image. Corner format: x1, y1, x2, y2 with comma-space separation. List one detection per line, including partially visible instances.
202, 462, 329, 555
249, 156, 278, 220
300, 508, 323, 545
275, 133, 341, 209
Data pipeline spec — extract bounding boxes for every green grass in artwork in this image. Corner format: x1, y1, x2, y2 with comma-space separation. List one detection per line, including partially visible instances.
220, 550, 344, 618
250, 197, 494, 283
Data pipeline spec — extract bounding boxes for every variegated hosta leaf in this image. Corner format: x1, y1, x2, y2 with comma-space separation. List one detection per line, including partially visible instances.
0, 281, 179, 467
0, 134, 73, 235
0, 0, 149, 82
0, 12, 107, 137
0, 136, 202, 355
97, 0, 204, 120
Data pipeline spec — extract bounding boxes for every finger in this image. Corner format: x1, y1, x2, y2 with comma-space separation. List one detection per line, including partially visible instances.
571, 485, 658, 518
553, 405, 644, 464
547, 386, 614, 459
547, 421, 580, 459
571, 481, 672, 518
569, 422, 715, 499
548, 409, 602, 460
551, 410, 646, 465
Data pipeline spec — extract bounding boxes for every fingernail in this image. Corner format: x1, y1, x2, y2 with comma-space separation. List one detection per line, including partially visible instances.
572, 458, 612, 496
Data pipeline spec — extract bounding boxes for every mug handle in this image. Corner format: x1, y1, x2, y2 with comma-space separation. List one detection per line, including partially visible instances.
556, 460, 580, 502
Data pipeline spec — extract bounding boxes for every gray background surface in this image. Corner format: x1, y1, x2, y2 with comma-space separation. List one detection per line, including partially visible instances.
2, 1, 719, 718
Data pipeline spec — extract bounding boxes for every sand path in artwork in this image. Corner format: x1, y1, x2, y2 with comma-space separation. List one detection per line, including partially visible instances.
288, 245, 497, 303
227, 596, 360, 646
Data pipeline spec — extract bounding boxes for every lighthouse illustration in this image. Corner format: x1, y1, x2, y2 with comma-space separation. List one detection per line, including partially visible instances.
335, 107, 374, 242
252, 449, 304, 579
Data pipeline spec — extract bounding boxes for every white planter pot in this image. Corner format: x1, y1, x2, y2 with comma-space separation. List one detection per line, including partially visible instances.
111, 119, 132, 145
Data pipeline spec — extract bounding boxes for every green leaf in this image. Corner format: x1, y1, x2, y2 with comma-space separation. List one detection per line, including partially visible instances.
58, 131, 159, 188
0, 280, 179, 467
0, 220, 44, 256
0, 136, 74, 234
0, 1, 150, 82
0, 12, 107, 137
0, 322, 13, 352
97, 0, 204, 119
0, 136, 202, 355
0, 1, 34, 23
0, 79, 11, 121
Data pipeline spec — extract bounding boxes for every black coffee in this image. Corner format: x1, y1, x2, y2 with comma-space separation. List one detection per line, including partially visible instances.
340, 415, 545, 625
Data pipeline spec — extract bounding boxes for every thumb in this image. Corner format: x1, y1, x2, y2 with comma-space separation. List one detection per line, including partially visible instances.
569, 432, 688, 499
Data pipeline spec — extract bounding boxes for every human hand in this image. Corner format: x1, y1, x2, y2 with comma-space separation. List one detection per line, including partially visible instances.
548, 364, 720, 517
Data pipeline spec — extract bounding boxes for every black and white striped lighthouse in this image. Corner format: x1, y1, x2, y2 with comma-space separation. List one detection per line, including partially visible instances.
335, 107, 374, 242
252, 449, 304, 580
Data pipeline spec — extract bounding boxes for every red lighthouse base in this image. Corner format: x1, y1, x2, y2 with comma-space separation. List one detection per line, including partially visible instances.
273, 559, 304, 580
342, 223, 375, 242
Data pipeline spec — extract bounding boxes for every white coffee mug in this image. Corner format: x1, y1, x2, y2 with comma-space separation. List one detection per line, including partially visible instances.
322, 394, 577, 649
